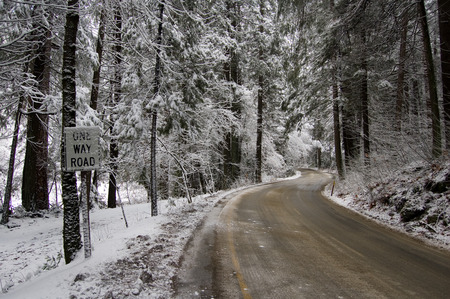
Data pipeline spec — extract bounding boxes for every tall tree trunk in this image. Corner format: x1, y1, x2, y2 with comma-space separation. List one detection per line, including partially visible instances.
1, 97, 24, 224
61, 0, 81, 264
107, 3, 123, 209
90, 8, 105, 113
150, 0, 165, 216
418, 0, 442, 158
223, 0, 242, 188
22, 22, 51, 211
438, 0, 450, 150
316, 147, 322, 169
256, 75, 263, 183
396, 11, 408, 131
86, 5, 106, 207
341, 80, 360, 168
332, 76, 344, 178
107, 140, 118, 208
150, 110, 158, 216
361, 32, 370, 166
255, 1, 264, 183
330, 0, 344, 178
342, 113, 360, 167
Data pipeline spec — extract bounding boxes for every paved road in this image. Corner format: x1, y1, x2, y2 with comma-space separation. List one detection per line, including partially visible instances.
176, 170, 450, 298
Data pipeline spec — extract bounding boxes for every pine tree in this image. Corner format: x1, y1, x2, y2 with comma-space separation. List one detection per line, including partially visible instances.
150, 0, 165, 216
107, 1, 123, 209
1, 95, 24, 224
61, 0, 82, 264
22, 7, 51, 211
417, 0, 442, 158
86, 3, 106, 206
1, 2, 37, 222
255, 0, 265, 183
222, 0, 242, 188
438, 0, 450, 150
329, 0, 344, 178
360, 30, 370, 166
396, 9, 409, 131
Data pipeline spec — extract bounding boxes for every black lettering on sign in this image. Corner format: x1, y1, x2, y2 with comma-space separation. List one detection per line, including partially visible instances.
72, 131, 91, 141
69, 157, 96, 168
73, 144, 91, 154
65, 127, 100, 171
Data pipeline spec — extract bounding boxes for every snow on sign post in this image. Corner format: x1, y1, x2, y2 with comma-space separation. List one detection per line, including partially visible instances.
64, 126, 101, 259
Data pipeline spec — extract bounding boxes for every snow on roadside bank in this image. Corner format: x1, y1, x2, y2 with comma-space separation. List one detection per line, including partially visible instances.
1, 189, 240, 299
325, 160, 450, 251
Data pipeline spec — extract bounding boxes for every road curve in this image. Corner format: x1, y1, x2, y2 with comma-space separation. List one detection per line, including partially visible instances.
176, 170, 450, 298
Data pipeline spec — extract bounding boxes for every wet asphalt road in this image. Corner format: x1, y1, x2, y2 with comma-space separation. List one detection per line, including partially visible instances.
176, 170, 450, 298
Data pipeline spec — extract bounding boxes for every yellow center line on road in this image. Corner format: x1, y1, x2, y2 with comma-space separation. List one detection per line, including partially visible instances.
226, 203, 252, 299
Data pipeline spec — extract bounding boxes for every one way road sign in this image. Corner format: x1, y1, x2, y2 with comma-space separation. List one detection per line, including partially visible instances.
64, 126, 100, 172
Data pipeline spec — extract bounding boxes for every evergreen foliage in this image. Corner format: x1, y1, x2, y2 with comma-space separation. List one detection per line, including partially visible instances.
1, 0, 448, 261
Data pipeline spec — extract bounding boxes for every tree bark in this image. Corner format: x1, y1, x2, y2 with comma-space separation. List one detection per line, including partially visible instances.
107, 140, 118, 208
330, 0, 344, 178
150, 0, 165, 216
341, 80, 360, 168
150, 110, 158, 216
316, 147, 322, 169
222, 0, 242, 188
396, 11, 408, 131
332, 77, 344, 178
90, 7, 105, 113
361, 31, 370, 166
256, 75, 263, 183
86, 5, 106, 207
418, 0, 442, 158
61, 0, 81, 264
255, 0, 264, 183
438, 0, 450, 150
1, 97, 24, 224
22, 21, 51, 211
107, 3, 123, 209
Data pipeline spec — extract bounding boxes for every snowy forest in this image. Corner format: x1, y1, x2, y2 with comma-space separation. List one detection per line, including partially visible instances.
1, 0, 449, 265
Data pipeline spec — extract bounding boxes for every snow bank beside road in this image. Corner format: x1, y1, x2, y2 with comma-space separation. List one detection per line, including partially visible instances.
327, 160, 450, 251
1, 190, 230, 299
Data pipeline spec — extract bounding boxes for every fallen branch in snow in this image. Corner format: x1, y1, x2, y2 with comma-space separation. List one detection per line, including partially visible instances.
157, 137, 192, 204
419, 221, 438, 233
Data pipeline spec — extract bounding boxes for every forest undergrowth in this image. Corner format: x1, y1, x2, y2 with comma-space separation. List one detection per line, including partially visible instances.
332, 157, 450, 250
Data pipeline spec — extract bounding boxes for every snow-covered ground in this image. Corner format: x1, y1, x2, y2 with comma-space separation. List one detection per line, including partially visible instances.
0, 187, 241, 299
1, 166, 449, 298
327, 160, 450, 251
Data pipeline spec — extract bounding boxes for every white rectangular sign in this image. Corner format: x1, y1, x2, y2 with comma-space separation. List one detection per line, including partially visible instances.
64, 126, 100, 171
